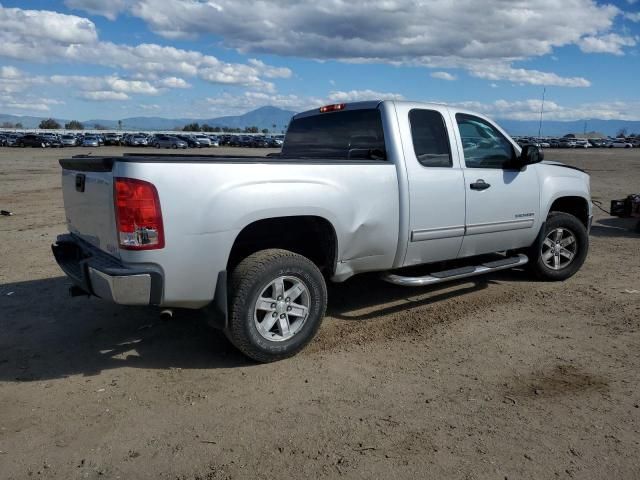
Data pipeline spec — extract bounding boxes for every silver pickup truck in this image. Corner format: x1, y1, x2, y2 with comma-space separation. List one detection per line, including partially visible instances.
53, 100, 592, 362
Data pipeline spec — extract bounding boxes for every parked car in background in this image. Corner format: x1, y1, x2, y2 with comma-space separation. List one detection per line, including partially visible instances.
61, 135, 78, 147
610, 138, 633, 148
104, 133, 122, 146
0, 134, 7, 146
128, 135, 149, 147
267, 135, 284, 147
574, 140, 590, 148
193, 135, 212, 147
153, 134, 187, 149
82, 135, 100, 147
249, 136, 270, 148
4, 133, 21, 146
176, 135, 200, 148
48, 136, 64, 148
17, 134, 50, 148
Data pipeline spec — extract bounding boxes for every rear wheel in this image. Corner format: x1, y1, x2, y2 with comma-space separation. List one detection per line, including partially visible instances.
226, 249, 327, 362
528, 212, 588, 281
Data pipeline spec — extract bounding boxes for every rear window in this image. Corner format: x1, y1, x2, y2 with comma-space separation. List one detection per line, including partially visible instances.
281, 108, 386, 160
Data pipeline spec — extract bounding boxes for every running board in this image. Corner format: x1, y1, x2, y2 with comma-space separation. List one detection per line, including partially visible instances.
381, 254, 528, 287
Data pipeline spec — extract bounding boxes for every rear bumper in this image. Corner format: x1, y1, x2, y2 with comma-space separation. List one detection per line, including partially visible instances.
52, 234, 162, 306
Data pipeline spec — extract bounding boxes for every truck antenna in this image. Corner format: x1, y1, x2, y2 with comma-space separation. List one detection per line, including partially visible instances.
538, 87, 546, 139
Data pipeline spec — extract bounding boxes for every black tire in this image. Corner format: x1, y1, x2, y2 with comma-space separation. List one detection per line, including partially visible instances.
528, 212, 588, 281
226, 249, 327, 362
171, 144, 178, 149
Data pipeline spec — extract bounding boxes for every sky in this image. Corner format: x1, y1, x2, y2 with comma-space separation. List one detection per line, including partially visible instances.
0, 0, 638, 121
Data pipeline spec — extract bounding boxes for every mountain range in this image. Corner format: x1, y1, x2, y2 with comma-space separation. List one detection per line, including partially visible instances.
1, 105, 639, 137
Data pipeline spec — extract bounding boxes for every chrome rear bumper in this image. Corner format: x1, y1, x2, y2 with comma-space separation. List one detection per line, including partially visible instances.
52, 234, 162, 305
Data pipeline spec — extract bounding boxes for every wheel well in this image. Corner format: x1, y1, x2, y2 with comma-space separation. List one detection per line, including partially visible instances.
549, 196, 589, 227
227, 216, 338, 276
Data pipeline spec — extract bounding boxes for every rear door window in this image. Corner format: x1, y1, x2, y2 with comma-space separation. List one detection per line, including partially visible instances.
409, 109, 452, 167
282, 108, 386, 160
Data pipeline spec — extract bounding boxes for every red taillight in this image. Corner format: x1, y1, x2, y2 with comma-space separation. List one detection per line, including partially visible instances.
319, 103, 345, 113
114, 177, 164, 250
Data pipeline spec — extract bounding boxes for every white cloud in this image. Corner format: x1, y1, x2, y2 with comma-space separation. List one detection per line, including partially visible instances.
204, 91, 317, 116
0, 5, 97, 45
0, 92, 63, 112
625, 12, 640, 22
0, 66, 21, 79
578, 33, 638, 55
79, 91, 130, 101
431, 71, 457, 81
64, 0, 128, 20
449, 98, 640, 121
0, 4, 291, 93
202, 89, 403, 117
156, 76, 191, 89
0, 65, 45, 93
327, 89, 405, 102
122, 0, 631, 86
467, 63, 591, 87
50, 75, 160, 95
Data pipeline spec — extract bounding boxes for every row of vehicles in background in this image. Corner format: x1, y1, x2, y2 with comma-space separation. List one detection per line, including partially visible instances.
0, 131, 285, 149
515, 136, 640, 149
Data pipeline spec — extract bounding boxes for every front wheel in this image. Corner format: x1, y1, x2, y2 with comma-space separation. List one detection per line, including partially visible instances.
528, 212, 588, 281
226, 249, 327, 362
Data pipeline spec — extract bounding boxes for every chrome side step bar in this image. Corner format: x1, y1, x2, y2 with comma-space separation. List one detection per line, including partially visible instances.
381, 254, 528, 287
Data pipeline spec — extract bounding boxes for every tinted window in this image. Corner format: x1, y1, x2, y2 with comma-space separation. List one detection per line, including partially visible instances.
455, 113, 515, 169
409, 109, 452, 167
282, 109, 386, 160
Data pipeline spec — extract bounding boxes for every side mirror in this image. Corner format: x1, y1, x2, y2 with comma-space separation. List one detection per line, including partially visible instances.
519, 144, 544, 166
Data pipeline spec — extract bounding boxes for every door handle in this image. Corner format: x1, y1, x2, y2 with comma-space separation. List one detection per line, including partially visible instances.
470, 179, 491, 191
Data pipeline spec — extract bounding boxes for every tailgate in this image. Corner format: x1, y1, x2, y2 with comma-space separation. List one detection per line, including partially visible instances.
59, 157, 121, 258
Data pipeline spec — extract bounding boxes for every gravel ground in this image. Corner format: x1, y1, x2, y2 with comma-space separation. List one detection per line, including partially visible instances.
0, 146, 639, 479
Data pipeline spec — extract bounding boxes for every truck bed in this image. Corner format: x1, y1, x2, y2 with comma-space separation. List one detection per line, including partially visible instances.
60, 153, 387, 171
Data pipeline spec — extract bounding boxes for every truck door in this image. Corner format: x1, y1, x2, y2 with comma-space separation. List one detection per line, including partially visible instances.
450, 111, 540, 257
396, 104, 467, 266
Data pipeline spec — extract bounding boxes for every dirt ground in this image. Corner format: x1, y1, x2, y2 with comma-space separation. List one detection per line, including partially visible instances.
0, 146, 639, 479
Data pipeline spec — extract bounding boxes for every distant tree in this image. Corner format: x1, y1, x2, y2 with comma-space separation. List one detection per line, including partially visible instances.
1, 121, 14, 128
261, 128, 269, 134
212, 126, 221, 132
201, 124, 213, 132
182, 122, 201, 132
616, 128, 628, 138
39, 118, 61, 129
244, 126, 259, 133
15, 122, 23, 129
117, 120, 123, 130
65, 120, 84, 130
272, 124, 276, 132
93, 123, 107, 130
